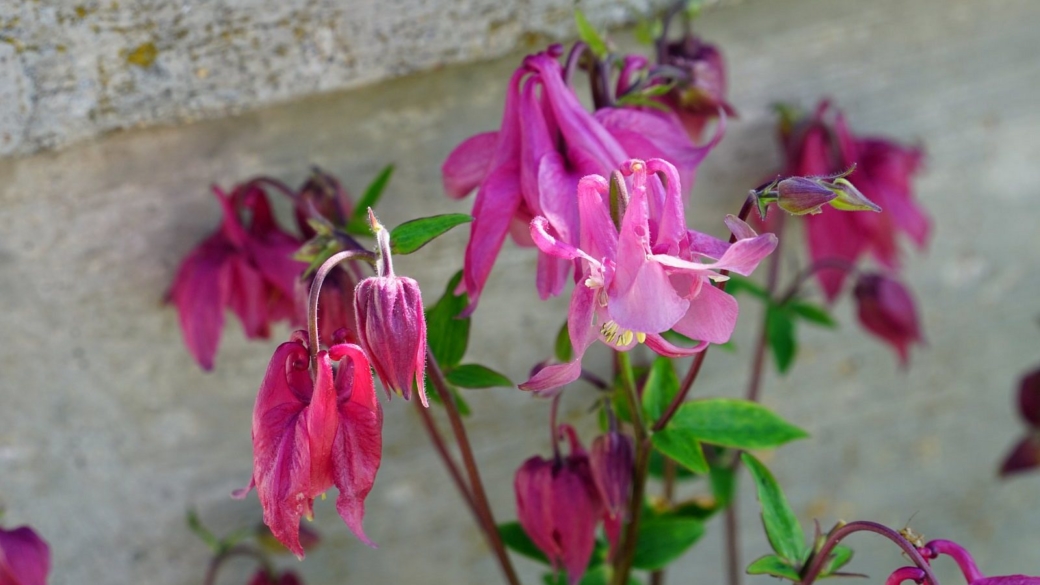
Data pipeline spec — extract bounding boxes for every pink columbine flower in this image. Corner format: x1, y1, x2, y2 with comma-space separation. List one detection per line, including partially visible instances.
916, 539, 1040, 585
0, 524, 50, 585
442, 45, 711, 314
354, 211, 428, 406
234, 330, 383, 557
853, 273, 924, 366
780, 100, 929, 300
1000, 366, 1040, 476
168, 183, 305, 370
515, 425, 603, 585
521, 158, 776, 393
589, 430, 634, 520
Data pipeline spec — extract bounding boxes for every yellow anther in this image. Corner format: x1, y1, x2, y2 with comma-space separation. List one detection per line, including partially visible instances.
620, 330, 634, 346
636, 332, 646, 343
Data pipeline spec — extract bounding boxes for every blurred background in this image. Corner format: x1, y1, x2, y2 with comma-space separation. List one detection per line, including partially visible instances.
1, 0, 1038, 583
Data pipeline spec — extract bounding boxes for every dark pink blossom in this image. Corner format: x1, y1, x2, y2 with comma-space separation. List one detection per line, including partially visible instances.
0, 524, 50, 585
853, 273, 924, 366
657, 36, 735, 141
235, 330, 382, 557
515, 425, 603, 585
354, 212, 428, 406
589, 430, 634, 520
918, 539, 1040, 585
1000, 367, 1040, 476
169, 184, 305, 370
521, 158, 775, 393
780, 101, 929, 299
442, 45, 709, 313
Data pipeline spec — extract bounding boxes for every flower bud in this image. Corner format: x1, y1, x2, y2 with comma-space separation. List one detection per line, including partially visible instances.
295, 167, 353, 237
853, 273, 923, 366
248, 570, 304, 585
1018, 368, 1040, 427
514, 425, 602, 585
354, 210, 429, 406
775, 177, 839, 215
590, 430, 634, 519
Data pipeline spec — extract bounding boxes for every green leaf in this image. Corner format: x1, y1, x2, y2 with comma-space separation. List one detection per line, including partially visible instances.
554, 321, 574, 362
725, 275, 769, 300
346, 164, 395, 233
615, 93, 672, 113
424, 271, 470, 369
746, 554, 802, 581
766, 304, 798, 374
647, 447, 695, 481
389, 213, 472, 255
632, 516, 705, 570
661, 398, 808, 451
499, 521, 550, 565
821, 545, 854, 576
789, 300, 837, 328
742, 453, 807, 564
574, 10, 609, 58
709, 461, 737, 508
445, 364, 513, 389
642, 356, 679, 422
652, 431, 708, 474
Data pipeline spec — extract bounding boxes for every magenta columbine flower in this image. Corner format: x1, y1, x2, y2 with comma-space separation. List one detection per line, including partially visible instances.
0, 524, 50, 585
234, 330, 383, 557
915, 539, 1040, 585
521, 158, 776, 393
1000, 365, 1040, 476
442, 45, 709, 314
779, 100, 929, 300
354, 211, 428, 406
515, 425, 603, 585
853, 273, 924, 366
168, 183, 305, 370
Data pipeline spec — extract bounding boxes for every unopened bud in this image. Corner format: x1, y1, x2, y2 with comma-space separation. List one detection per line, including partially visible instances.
853, 273, 923, 366
590, 430, 634, 519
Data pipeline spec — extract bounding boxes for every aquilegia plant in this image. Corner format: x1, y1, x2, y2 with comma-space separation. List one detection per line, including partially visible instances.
151, 4, 1039, 585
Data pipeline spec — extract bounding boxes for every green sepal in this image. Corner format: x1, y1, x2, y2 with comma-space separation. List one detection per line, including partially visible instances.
574, 9, 609, 58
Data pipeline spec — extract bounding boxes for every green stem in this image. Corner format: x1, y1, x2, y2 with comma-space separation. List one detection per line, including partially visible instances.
611, 351, 650, 585
426, 350, 521, 585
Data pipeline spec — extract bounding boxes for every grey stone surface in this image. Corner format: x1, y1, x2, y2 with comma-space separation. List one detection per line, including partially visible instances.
1, 0, 1039, 584
0, 0, 674, 157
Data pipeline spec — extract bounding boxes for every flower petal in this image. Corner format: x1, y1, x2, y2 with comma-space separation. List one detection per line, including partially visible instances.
670, 283, 739, 344
442, 131, 498, 199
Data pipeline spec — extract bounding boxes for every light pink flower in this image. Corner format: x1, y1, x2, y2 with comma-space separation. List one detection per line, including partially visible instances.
521, 158, 776, 393
235, 330, 382, 557
442, 46, 711, 314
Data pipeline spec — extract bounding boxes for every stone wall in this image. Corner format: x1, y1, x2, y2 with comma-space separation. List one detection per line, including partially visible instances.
1, 0, 1039, 584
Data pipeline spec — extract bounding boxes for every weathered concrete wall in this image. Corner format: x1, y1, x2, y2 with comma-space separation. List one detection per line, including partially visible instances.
0, 0, 674, 157
1, 0, 1039, 584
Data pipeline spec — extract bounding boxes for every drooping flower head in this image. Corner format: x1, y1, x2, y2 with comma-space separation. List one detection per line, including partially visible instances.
657, 34, 735, 141
0, 524, 50, 585
248, 570, 304, 585
852, 272, 924, 366
354, 210, 429, 406
521, 158, 776, 393
515, 424, 603, 585
442, 45, 711, 314
235, 330, 383, 557
168, 182, 305, 370
778, 100, 929, 299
